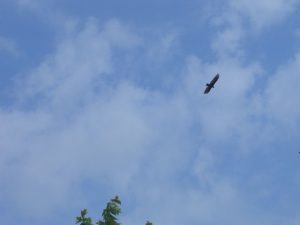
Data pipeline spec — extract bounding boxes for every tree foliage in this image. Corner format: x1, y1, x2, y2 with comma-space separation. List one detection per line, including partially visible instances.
97, 196, 121, 225
76, 209, 93, 225
76, 196, 152, 225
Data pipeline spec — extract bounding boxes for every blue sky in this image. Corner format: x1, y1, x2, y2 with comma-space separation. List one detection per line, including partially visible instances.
1, 0, 300, 224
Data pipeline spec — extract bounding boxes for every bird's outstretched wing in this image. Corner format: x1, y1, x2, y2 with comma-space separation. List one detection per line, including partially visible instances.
210, 74, 219, 86
204, 86, 212, 94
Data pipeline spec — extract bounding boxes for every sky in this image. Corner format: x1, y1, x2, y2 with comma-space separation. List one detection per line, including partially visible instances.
1, 0, 300, 224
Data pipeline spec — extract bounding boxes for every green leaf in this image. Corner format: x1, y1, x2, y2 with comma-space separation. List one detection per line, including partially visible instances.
81, 209, 87, 217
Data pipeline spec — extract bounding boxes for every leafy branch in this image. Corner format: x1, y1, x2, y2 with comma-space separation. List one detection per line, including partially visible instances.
76, 196, 152, 225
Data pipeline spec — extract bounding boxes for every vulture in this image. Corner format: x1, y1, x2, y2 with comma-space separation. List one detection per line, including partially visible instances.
204, 73, 220, 94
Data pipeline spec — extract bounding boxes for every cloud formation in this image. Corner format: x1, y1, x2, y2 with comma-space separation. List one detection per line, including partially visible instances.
1, 1, 300, 225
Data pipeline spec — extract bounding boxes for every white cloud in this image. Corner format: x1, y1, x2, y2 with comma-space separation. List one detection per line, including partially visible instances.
146, 31, 179, 63
0, 18, 199, 224
14, 19, 139, 109
212, 24, 245, 58
265, 52, 300, 130
229, 0, 298, 30
210, 0, 299, 31
1, 8, 300, 224
0, 18, 143, 221
208, 0, 300, 58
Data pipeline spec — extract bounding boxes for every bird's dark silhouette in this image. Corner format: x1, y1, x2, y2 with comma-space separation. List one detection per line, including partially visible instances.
204, 73, 220, 94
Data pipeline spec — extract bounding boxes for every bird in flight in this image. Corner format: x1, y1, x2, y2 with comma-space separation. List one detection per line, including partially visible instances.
204, 73, 220, 94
